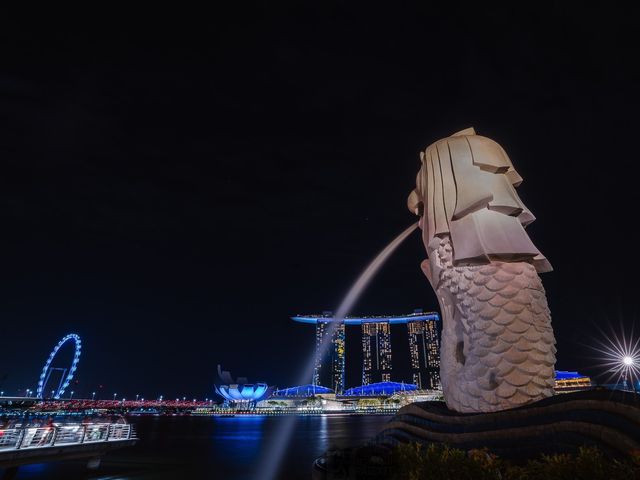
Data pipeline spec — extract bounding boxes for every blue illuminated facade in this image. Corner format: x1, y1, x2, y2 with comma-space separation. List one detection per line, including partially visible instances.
272, 384, 334, 397
343, 381, 417, 397
554, 370, 592, 393
215, 384, 271, 403
555, 370, 583, 380
214, 365, 273, 407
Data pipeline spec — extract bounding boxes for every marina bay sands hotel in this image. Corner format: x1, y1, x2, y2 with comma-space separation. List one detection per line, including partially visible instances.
291, 309, 440, 394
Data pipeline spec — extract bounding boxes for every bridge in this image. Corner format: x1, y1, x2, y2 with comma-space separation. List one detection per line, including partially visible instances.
34, 398, 214, 412
1, 396, 213, 413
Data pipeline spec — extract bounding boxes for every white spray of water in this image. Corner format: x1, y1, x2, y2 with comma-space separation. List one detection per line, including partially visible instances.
257, 222, 418, 480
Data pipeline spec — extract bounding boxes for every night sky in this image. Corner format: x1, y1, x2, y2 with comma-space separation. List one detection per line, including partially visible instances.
1, 5, 639, 399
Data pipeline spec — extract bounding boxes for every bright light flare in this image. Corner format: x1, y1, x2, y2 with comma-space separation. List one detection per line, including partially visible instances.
589, 323, 640, 391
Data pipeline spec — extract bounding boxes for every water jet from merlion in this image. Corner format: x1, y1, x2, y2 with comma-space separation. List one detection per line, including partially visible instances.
257, 222, 418, 480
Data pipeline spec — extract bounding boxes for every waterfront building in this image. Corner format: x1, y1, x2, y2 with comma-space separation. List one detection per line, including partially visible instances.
311, 313, 346, 394
361, 321, 392, 385
214, 365, 272, 407
272, 384, 334, 397
293, 309, 440, 391
260, 384, 346, 412
554, 370, 592, 393
257, 381, 424, 413
407, 317, 441, 389
343, 381, 417, 397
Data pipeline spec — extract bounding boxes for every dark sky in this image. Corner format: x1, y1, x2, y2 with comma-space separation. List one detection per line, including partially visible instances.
1, 5, 639, 399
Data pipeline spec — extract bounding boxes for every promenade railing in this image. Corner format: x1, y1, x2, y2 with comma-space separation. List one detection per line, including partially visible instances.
0, 423, 136, 451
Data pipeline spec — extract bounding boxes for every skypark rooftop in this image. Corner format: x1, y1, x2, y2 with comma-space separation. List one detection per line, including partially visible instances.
291, 310, 439, 325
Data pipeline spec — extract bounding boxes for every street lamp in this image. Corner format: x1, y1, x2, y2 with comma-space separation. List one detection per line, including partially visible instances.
622, 355, 637, 392
113, 393, 117, 401
70, 391, 74, 400
136, 394, 139, 401
591, 328, 640, 393
92, 392, 96, 400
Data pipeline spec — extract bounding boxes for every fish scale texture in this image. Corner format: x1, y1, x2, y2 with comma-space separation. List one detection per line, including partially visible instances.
430, 235, 556, 413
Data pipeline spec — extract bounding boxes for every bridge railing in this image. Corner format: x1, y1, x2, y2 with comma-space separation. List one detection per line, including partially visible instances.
107, 424, 132, 441
0, 429, 22, 449
0, 423, 136, 451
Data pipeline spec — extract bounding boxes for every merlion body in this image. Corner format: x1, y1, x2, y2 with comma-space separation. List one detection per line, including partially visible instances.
408, 128, 556, 413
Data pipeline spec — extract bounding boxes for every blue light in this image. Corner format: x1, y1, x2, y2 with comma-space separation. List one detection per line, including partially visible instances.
291, 312, 439, 325
215, 383, 272, 403
241, 385, 256, 398
253, 384, 268, 399
342, 381, 418, 396
554, 370, 585, 380
36, 333, 82, 399
272, 384, 334, 397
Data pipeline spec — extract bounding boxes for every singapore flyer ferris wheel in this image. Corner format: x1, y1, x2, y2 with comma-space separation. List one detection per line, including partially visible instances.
36, 333, 82, 399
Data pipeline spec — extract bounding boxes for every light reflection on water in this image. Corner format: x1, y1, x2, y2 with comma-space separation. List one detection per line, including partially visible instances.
6, 415, 391, 480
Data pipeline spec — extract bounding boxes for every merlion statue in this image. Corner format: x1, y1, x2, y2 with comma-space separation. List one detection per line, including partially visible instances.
408, 127, 556, 413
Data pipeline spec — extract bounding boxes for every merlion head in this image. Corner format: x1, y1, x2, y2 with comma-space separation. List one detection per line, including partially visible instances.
408, 127, 551, 274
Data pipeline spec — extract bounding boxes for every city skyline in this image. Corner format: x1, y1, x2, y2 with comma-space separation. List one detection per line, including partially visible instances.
297, 311, 441, 393
1, 5, 638, 397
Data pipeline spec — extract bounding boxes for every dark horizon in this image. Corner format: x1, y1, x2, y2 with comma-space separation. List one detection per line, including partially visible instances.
1, 5, 639, 399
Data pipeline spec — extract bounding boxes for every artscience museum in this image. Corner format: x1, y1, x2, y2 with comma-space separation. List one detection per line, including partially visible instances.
214, 365, 273, 407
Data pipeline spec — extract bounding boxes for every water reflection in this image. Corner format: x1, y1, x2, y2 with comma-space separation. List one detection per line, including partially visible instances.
212, 416, 266, 463
5, 415, 391, 480
319, 414, 328, 442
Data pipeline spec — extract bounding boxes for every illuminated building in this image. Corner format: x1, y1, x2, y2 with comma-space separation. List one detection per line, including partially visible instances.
272, 385, 334, 397
407, 317, 441, 389
312, 313, 346, 394
343, 381, 417, 397
293, 309, 441, 391
214, 365, 272, 407
554, 370, 592, 393
361, 322, 392, 385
